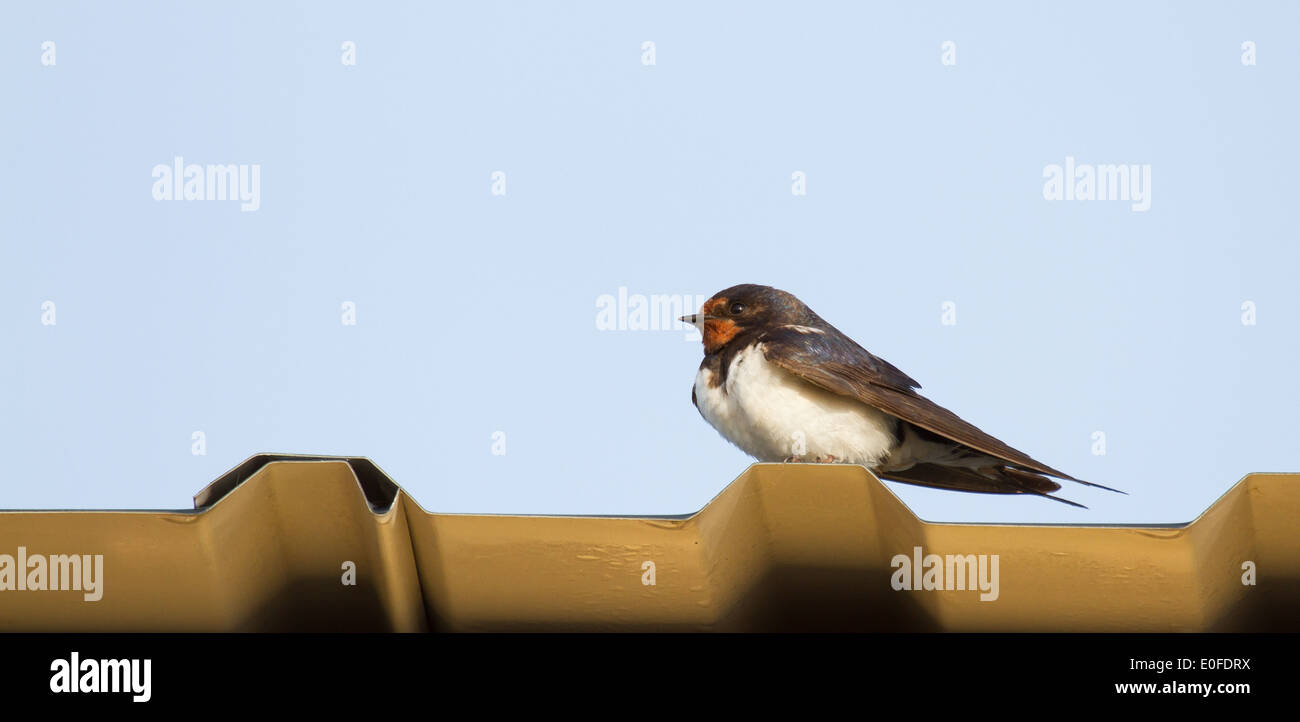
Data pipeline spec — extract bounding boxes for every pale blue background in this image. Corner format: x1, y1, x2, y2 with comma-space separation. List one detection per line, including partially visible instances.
2, 1, 1296, 523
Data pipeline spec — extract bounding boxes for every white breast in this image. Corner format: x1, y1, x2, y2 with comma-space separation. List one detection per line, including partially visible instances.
692, 343, 900, 467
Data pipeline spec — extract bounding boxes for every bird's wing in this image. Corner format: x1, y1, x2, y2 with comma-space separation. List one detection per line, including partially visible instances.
760, 326, 1116, 492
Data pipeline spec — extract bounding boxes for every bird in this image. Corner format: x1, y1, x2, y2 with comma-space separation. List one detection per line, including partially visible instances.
681, 284, 1123, 508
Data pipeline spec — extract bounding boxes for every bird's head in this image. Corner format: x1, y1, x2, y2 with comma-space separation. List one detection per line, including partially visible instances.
681, 284, 818, 354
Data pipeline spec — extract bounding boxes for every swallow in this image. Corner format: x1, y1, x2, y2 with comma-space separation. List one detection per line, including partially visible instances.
681, 284, 1123, 508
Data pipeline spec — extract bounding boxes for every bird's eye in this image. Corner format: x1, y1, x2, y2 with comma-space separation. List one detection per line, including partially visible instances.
730, 302, 746, 315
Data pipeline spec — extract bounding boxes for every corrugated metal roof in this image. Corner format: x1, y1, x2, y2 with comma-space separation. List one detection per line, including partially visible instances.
1, 455, 1295, 631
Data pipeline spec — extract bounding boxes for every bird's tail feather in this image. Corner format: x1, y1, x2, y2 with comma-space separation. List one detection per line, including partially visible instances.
878, 463, 1089, 509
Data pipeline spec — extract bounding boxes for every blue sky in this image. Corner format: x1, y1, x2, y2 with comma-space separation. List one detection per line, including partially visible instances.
1, 1, 1296, 524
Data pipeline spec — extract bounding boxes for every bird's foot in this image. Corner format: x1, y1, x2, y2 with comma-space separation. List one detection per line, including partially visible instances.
782, 454, 840, 463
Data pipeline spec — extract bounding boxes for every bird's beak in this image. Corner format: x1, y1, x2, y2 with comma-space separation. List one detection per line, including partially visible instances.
680, 314, 718, 326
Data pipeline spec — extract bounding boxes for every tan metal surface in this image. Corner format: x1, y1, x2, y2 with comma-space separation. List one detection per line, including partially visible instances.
1, 455, 1294, 631
0, 459, 425, 631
